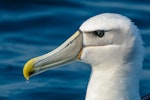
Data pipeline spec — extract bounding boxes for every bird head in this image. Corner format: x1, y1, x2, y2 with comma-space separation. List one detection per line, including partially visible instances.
23, 13, 144, 80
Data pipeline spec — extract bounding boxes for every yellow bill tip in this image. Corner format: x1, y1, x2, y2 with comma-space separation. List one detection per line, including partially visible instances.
23, 58, 36, 80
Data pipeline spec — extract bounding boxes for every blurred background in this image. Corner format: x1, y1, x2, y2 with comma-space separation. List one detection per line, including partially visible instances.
0, 0, 150, 100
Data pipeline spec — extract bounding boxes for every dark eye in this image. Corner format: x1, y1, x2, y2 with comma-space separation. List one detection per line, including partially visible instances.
94, 30, 105, 38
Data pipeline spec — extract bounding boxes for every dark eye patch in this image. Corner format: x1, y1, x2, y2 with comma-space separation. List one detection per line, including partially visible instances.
94, 30, 105, 38
79, 29, 109, 38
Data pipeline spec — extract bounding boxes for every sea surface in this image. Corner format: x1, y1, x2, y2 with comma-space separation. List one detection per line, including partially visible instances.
0, 0, 150, 100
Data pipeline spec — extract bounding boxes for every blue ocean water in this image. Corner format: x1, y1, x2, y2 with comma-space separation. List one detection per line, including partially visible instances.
0, 0, 150, 100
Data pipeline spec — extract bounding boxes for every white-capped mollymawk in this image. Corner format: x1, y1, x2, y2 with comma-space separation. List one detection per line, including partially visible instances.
23, 13, 150, 100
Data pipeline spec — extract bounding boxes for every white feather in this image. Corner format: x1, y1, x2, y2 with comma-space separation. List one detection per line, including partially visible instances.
79, 13, 144, 100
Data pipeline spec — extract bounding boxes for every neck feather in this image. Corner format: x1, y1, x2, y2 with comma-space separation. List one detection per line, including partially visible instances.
85, 63, 141, 100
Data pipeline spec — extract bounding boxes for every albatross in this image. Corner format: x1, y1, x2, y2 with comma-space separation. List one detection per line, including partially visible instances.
23, 13, 150, 100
